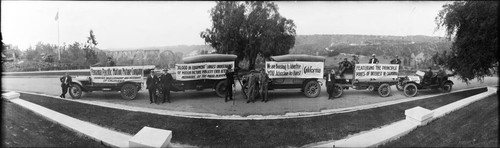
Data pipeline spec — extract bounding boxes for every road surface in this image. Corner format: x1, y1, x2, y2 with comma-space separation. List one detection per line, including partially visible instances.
2, 76, 497, 115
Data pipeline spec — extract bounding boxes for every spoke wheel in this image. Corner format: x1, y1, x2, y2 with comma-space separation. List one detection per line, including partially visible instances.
68, 84, 82, 99
215, 80, 227, 98
442, 82, 452, 93
332, 84, 343, 98
378, 83, 391, 97
120, 83, 138, 100
304, 80, 321, 98
403, 83, 418, 97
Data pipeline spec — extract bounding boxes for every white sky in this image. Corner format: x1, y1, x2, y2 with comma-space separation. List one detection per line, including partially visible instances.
1, 1, 449, 50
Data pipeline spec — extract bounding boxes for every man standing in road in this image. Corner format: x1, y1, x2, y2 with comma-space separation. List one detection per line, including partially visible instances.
146, 70, 158, 104
246, 71, 258, 103
59, 72, 72, 98
225, 65, 235, 102
326, 69, 336, 99
161, 69, 174, 103
368, 54, 379, 64
259, 69, 270, 102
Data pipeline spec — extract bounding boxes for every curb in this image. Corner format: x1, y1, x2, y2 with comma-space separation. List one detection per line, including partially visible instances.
307, 86, 497, 147
5, 85, 493, 120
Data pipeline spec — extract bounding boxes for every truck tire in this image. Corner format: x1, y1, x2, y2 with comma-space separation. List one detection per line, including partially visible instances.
378, 83, 391, 97
120, 83, 138, 100
303, 80, 321, 98
69, 84, 82, 99
332, 84, 343, 98
442, 82, 453, 93
215, 80, 227, 98
403, 83, 418, 97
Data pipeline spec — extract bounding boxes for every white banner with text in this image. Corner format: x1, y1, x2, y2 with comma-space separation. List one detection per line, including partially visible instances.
354, 64, 399, 79
265, 61, 324, 79
90, 66, 152, 83
175, 62, 234, 81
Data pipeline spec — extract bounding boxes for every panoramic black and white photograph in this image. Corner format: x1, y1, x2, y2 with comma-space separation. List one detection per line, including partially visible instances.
1, 1, 498, 147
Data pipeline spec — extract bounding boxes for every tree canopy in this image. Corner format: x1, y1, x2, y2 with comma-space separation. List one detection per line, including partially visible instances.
435, 1, 498, 82
201, 1, 296, 70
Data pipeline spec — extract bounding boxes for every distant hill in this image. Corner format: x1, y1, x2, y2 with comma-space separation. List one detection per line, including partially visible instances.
102, 34, 451, 60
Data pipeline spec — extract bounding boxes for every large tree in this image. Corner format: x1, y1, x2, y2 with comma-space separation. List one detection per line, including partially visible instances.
435, 1, 498, 82
201, 1, 296, 70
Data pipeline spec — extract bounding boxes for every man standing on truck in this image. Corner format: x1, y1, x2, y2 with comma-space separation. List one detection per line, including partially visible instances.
338, 58, 352, 77
59, 72, 72, 98
225, 65, 235, 102
160, 69, 174, 103
146, 70, 158, 104
368, 54, 379, 64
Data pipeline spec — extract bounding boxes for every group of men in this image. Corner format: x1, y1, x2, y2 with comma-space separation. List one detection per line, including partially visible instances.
224, 66, 270, 103
146, 69, 174, 104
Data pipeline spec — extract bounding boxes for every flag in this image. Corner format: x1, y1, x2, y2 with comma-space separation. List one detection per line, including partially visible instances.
55, 11, 59, 21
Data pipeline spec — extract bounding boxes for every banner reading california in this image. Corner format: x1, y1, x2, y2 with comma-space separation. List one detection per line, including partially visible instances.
265, 61, 324, 79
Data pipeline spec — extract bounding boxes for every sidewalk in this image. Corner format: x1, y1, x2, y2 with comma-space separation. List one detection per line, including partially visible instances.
309, 86, 497, 147
5, 96, 191, 148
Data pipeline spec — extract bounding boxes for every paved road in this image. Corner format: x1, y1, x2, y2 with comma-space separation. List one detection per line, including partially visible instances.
2, 76, 497, 115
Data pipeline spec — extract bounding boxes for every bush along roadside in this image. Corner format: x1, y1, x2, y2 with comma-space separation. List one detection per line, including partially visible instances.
18, 87, 487, 147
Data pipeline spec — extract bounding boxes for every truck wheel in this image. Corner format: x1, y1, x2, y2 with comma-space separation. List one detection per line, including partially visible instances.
121, 84, 138, 100
332, 84, 343, 98
403, 83, 418, 97
69, 84, 82, 99
215, 80, 227, 98
304, 80, 321, 98
442, 82, 452, 93
378, 83, 391, 97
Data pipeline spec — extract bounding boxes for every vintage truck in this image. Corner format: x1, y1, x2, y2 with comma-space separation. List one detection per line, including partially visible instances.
68, 65, 156, 100
263, 54, 325, 98
169, 54, 237, 97
330, 63, 400, 98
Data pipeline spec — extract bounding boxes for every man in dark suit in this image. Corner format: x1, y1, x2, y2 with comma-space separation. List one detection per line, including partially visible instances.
160, 69, 174, 103
368, 54, 379, 64
259, 69, 270, 102
326, 69, 336, 99
225, 65, 235, 102
146, 70, 158, 104
59, 72, 72, 98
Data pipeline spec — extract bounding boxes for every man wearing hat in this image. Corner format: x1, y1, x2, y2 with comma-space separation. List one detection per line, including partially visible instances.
368, 54, 379, 64
225, 65, 236, 102
350, 55, 359, 66
106, 57, 116, 66
146, 70, 158, 104
160, 68, 174, 103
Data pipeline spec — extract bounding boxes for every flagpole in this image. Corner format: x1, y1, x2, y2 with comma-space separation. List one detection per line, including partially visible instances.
58, 9, 60, 61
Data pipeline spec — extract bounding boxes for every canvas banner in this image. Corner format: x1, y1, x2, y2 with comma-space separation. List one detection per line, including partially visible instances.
175, 61, 234, 81
265, 61, 324, 79
90, 66, 152, 83
354, 64, 399, 79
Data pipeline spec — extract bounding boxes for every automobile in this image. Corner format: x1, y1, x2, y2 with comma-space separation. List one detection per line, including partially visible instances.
257, 54, 325, 98
330, 63, 401, 98
397, 70, 454, 97
169, 54, 237, 97
68, 65, 156, 100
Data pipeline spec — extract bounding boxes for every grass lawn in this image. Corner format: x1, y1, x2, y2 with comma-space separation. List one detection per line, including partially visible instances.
1, 100, 108, 147
381, 94, 498, 147
18, 87, 486, 147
